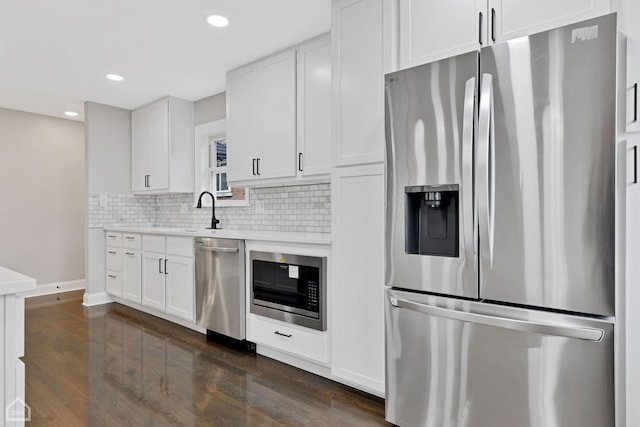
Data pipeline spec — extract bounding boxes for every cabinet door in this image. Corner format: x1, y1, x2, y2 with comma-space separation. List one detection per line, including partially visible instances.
399, 0, 486, 68
257, 49, 297, 179
106, 271, 122, 297
297, 35, 332, 178
123, 250, 142, 303
331, 164, 385, 395
627, 37, 640, 133
489, 0, 610, 44
131, 108, 150, 192
148, 99, 170, 190
142, 251, 165, 310
227, 64, 259, 182
332, 0, 385, 166
165, 256, 194, 321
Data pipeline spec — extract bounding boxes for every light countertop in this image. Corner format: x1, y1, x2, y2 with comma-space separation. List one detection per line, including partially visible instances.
104, 226, 331, 245
0, 266, 36, 295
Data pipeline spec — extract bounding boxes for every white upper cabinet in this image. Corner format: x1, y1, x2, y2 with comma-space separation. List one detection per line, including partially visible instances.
332, 0, 385, 166
393, 0, 611, 70
227, 63, 260, 183
227, 36, 332, 185
131, 97, 194, 194
227, 49, 297, 184
257, 49, 297, 180
297, 34, 332, 178
398, 0, 486, 70
622, 0, 640, 133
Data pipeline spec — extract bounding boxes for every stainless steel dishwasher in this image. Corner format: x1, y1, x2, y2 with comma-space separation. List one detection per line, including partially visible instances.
195, 237, 249, 345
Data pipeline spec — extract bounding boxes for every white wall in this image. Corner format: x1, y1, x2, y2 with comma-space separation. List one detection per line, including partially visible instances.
0, 108, 85, 285
194, 92, 225, 125
84, 102, 131, 299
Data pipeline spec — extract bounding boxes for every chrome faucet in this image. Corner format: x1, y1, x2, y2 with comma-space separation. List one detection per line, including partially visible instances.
196, 191, 220, 229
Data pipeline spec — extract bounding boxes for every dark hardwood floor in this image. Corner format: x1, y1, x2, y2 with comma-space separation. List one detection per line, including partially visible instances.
23, 291, 387, 426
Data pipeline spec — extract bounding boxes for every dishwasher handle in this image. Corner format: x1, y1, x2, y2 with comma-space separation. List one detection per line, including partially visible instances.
196, 245, 239, 253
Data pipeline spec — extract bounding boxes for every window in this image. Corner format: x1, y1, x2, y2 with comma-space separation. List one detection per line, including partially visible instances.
195, 120, 249, 207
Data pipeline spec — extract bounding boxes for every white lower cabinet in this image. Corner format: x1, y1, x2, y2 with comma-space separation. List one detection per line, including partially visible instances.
105, 271, 123, 297
142, 251, 166, 310
165, 255, 195, 322
122, 250, 142, 303
248, 314, 329, 364
141, 235, 195, 321
331, 164, 385, 396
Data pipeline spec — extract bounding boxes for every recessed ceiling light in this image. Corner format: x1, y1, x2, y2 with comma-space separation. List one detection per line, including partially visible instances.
64, 111, 79, 117
206, 15, 229, 27
106, 73, 124, 82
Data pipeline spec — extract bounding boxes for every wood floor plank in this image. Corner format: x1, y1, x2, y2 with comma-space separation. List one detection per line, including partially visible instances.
23, 291, 388, 426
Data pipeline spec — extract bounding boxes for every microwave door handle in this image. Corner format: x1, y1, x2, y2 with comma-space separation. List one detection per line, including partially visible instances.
477, 73, 495, 270
462, 76, 477, 269
389, 297, 605, 342
196, 246, 239, 253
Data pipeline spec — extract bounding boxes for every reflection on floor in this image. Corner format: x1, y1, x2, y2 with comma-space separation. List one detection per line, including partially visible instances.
23, 291, 387, 426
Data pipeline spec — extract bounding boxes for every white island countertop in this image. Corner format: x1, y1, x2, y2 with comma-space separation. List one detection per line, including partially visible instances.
0, 266, 36, 295
104, 226, 331, 245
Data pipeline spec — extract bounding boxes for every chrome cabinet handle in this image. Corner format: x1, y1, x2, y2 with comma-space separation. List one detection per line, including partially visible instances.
107, 235, 117, 239
462, 77, 477, 269
274, 331, 292, 338
390, 297, 605, 342
634, 146, 638, 184
478, 12, 483, 45
125, 252, 135, 256
108, 274, 116, 279
298, 153, 303, 172
125, 236, 135, 240
108, 251, 116, 254
164, 258, 168, 275
158, 258, 163, 274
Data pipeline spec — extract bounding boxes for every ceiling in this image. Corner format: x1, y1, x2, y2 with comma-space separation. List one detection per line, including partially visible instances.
0, 0, 331, 122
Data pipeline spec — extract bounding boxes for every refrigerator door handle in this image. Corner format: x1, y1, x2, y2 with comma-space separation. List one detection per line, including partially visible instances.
389, 297, 605, 342
477, 73, 495, 269
462, 77, 477, 266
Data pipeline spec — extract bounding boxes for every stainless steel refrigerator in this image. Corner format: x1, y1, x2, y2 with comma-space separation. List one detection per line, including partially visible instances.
384, 14, 616, 427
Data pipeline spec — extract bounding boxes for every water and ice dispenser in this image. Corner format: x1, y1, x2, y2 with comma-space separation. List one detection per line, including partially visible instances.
405, 184, 459, 257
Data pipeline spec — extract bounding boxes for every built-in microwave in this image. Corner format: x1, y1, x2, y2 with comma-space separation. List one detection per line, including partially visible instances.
250, 251, 326, 331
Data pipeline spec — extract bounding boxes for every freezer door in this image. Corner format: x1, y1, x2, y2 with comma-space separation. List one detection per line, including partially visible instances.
478, 14, 616, 316
385, 51, 478, 298
385, 289, 614, 427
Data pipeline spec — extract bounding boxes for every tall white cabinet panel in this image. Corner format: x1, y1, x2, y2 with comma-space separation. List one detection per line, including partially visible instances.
489, 0, 611, 44
227, 64, 259, 183
142, 251, 166, 310
399, 0, 485, 69
331, 164, 385, 396
332, 0, 385, 166
131, 97, 194, 194
297, 35, 332, 178
258, 50, 297, 180
165, 256, 195, 322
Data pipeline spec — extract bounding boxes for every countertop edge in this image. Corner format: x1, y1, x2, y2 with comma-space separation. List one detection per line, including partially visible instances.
103, 227, 331, 246
0, 267, 37, 295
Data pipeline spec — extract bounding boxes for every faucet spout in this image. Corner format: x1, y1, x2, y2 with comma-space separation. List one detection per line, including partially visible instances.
196, 191, 220, 229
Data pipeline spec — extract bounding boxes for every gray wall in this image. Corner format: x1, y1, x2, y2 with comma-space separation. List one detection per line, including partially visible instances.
85, 102, 131, 296
194, 92, 226, 125
0, 108, 85, 285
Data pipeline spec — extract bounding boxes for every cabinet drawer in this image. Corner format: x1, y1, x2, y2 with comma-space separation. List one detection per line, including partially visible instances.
249, 315, 329, 364
143, 234, 166, 253
123, 233, 142, 250
106, 232, 123, 247
106, 248, 123, 271
167, 236, 193, 257
106, 271, 122, 296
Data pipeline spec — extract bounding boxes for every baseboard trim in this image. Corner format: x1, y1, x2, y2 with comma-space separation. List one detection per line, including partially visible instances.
17, 279, 85, 298
82, 292, 113, 307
